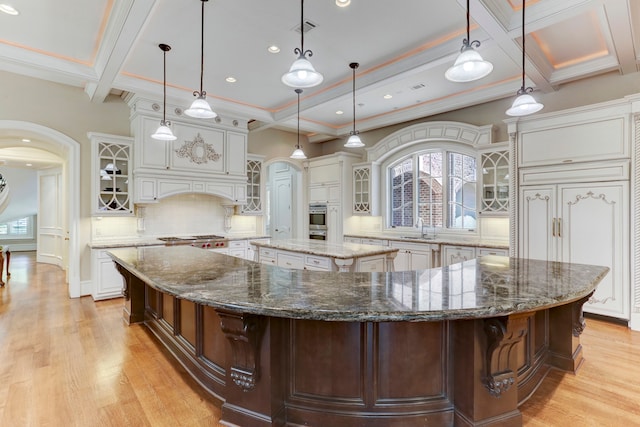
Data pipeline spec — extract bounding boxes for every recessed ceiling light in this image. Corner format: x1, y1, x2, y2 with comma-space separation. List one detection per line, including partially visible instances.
26, 163, 33, 167
383, 94, 393, 99
0, 4, 19, 15
267, 45, 280, 54
225, 76, 237, 83
21, 138, 31, 142
336, 110, 344, 115
336, 0, 351, 7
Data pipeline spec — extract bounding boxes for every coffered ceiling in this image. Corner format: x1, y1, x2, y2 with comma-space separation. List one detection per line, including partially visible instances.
0, 0, 637, 142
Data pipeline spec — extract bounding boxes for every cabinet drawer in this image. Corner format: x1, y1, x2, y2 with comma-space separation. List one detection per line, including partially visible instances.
478, 248, 508, 257
305, 255, 331, 270
228, 240, 247, 249
344, 237, 361, 243
361, 238, 387, 246
278, 253, 304, 269
260, 247, 277, 259
358, 257, 385, 272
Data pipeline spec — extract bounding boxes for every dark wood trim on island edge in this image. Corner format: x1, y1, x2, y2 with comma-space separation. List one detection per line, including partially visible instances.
118, 270, 593, 427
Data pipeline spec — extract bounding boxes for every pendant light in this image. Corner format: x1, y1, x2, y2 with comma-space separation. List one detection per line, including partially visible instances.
344, 62, 364, 148
506, 0, 543, 116
445, 0, 493, 82
185, 0, 217, 119
151, 44, 177, 141
290, 89, 307, 159
281, 0, 323, 88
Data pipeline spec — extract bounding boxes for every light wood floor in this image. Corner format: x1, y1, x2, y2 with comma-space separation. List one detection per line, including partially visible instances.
1, 252, 639, 426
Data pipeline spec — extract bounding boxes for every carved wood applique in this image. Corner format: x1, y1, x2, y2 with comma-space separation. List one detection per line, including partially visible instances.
482, 314, 530, 397
217, 310, 266, 392
175, 133, 221, 164
573, 292, 594, 337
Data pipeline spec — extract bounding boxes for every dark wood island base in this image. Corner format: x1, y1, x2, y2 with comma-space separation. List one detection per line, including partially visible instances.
116, 263, 592, 427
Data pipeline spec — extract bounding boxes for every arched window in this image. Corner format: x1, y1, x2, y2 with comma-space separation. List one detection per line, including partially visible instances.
388, 148, 477, 230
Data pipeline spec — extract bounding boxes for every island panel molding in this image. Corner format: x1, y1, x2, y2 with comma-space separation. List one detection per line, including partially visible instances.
110, 246, 607, 427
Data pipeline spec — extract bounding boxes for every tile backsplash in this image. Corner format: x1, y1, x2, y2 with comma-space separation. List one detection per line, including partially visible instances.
92, 194, 260, 239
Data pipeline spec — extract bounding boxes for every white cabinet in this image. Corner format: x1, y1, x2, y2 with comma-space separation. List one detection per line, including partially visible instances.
360, 238, 388, 246
239, 155, 264, 214
91, 249, 125, 300
89, 133, 134, 215
309, 184, 340, 204
306, 152, 361, 242
344, 237, 362, 244
519, 181, 629, 319
390, 241, 433, 271
304, 254, 332, 271
258, 247, 277, 265
356, 256, 386, 272
441, 245, 476, 267
277, 252, 304, 269
352, 163, 380, 215
478, 145, 509, 215
326, 203, 341, 244
477, 247, 509, 257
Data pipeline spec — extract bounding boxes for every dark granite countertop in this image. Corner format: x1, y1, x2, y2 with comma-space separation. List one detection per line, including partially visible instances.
108, 246, 608, 322
250, 238, 398, 259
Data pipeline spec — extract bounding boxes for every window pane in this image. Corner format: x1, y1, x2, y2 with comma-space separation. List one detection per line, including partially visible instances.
13, 217, 28, 234
448, 153, 477, 229
0, 224, 7, 235
390, 158, 413, 227
417, 152, 443, 228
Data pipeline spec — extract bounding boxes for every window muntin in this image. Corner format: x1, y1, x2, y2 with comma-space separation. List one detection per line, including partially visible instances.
388, 149, 476, 230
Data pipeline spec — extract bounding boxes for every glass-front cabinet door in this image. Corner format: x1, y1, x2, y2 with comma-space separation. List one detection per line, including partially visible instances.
479, 148, 509, 214
239, 155, 264, 214
90, 133, 134, 215
353, 166, 370, 214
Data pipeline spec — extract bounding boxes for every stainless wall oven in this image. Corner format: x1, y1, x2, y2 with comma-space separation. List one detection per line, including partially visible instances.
309, 204, 327, 230
309, 229, 327, 240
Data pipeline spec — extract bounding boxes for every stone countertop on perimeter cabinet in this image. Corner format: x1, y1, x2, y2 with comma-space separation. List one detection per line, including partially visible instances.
88, 234, 271, 249
344, 233, 509, 249
249, 238, 398, 259
108, 246, 608, 323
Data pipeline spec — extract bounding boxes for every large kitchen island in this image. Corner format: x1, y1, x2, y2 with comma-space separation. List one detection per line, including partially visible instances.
109, 245, 608, 427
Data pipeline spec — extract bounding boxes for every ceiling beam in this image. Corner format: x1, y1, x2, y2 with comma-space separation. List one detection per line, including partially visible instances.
85, 0, 156, 103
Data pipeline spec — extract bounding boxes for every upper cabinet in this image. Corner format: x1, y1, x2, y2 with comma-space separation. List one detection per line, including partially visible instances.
128, 96, 248, 204
478, 144, 509, 215
89, 132, 134, 216
239, 154, 264, 215
352, 162, 380, 216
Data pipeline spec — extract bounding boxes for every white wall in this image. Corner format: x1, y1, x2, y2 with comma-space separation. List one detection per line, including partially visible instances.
0, 166, 38, 223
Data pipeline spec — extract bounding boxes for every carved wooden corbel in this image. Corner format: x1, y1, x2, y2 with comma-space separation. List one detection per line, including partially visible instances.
217, 310, 266, 392
482, 314, 530, 397
573, 292, 594, 337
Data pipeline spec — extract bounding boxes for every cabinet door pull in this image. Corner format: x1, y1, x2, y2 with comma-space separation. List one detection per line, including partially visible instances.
557, 218, 562, 238
552, 218, 556, 237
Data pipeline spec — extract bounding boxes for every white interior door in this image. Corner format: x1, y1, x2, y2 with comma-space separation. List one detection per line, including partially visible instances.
37, 167, 64, 267
273, 174, 292, 240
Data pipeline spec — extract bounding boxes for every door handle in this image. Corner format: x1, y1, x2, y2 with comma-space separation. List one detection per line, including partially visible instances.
552, 218, 556, 237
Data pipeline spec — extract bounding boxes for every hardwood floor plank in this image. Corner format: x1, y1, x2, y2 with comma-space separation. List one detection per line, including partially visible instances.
1, 251, 638, 426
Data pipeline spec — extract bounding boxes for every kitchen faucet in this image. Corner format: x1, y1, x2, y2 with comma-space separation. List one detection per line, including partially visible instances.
415, 217, 435, 239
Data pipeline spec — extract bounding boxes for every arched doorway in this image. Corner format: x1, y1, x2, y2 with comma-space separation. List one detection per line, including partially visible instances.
0, 121, 80, 297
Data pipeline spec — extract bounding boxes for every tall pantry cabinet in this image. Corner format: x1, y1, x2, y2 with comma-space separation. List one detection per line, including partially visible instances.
510, 100, 632, 321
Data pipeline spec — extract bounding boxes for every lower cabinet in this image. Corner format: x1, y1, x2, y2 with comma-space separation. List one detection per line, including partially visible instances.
390, 241, 434, 271
278, 252, 305, 269
356, 256, 386, 272
441, 245, 476, 267
91, 248, 127, 300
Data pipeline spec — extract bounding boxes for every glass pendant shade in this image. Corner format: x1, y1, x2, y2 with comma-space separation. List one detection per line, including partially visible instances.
505, 0, 543, 117
290, 147, 307, 159
506, 93, 543, 116
282, 0, 323, 89
445, 47, 493, 82
282, 56, 323, 89
185, 95, 217, 118
345, 133, 364, 148
151, 43, 177, 141
151, 120, 177, 140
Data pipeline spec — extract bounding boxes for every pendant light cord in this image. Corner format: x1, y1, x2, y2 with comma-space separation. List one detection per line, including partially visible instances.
300, 0, 305, 53
521, 0, 526, 90
352, 67, 356, 133
296, 89, 302, 148
199, 0, 205, 94
466, 0, 470, 43
163, 47, 167, 122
